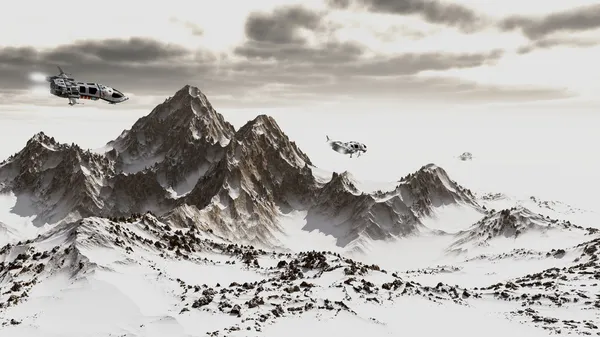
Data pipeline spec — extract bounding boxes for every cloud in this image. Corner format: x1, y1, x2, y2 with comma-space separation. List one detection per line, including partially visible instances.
0, 18, 568, 109
234, 40, 365, 64
326, 0, 486, 32
335, 50, 503, 76
235, 6, 502, 76
499, 4, 600, 40
296, 75, 573, 103
244, 5, 326, 44
0, 37, 195, 69
53, 38, 190, 63
517, 37, 600, 54
169, 17, 204, 36
0, 37, 216, 93
231, 48, 504, 80
377, 25, 427, 41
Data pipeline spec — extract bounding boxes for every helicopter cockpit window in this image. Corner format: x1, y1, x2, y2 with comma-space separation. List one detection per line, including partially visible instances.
112, 89, 123, 98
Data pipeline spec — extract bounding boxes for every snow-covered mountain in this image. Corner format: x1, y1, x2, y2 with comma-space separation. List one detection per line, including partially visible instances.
0, 87, 482, 249
448, 206, 598, 253
0, 132, 172, 225
0, 85, 598, 337
163, 114, 318, 246
107, 85, 236, 193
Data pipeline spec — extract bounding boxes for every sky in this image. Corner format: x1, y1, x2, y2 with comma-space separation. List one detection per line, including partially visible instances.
0, 0, 599, 109
0, 0, 599, 212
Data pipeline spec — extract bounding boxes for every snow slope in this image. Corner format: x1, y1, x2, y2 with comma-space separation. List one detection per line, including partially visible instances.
3, 215, 594, 337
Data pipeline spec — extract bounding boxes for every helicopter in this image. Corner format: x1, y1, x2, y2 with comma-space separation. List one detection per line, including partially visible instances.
326, 135, 367, 158
45, 66, 129, 106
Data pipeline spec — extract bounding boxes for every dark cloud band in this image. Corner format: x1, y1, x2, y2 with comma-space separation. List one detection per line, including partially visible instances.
327, 0, 486, 32
244, 6, 325, 44
499, 4, 600, 39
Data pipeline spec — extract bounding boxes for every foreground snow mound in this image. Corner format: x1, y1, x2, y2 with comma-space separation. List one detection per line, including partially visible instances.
0, 215, 476, 336
3, 214, 596, 336
399, 235, 600, 335
473, 237, 600, 335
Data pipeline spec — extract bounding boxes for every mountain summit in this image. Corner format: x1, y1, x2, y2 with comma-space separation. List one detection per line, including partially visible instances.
107, 85, 236, 194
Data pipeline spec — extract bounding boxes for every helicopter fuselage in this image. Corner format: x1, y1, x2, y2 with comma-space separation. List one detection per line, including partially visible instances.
47, 75, 128, 105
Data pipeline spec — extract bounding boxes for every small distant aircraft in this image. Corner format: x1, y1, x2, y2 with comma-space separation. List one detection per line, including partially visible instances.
326, 135, 367, 158
45, 66, 129, 106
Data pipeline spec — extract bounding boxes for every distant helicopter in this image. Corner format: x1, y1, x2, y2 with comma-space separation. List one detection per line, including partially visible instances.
326, 135, 367, 158
44, 66, 129, 106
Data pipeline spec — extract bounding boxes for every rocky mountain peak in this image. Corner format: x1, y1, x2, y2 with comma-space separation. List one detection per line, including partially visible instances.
312, 171, 369, 215
107, 85, 236, 175
449, 206, 596, 252
103, 86, 237, 193
162, 114, 324, 245
0, 133, 119, 224
234, 114, 313, 168
148, 85, 217, 121
1, 133, 112, 189
19, 132, 66, 156
227, 115, 317, 200
323, 171, 360, 196
397, 163, 480, 216
183, 114, 318, 214
28, 131, 53, 144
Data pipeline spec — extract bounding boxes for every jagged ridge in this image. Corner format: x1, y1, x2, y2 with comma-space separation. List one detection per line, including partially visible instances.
0, 133, 173, 224
0, 85, 486, 248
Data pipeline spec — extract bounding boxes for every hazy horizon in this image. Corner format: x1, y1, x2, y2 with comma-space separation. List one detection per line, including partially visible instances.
1, 99, 598, 214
